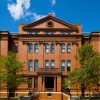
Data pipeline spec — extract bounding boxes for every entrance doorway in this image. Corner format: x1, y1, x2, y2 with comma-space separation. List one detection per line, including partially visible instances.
45, 77, 54, 90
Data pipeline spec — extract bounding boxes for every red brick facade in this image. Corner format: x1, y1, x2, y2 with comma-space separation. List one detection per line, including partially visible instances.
0, 14, 100, 97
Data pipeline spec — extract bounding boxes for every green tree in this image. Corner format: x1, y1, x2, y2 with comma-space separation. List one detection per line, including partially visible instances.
0, 52, 25, 97
64, 43, 100, 97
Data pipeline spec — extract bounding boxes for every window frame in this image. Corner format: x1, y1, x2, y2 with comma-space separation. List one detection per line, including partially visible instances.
51, 43, 55, 53
61, 60, 65, 71
45, 43, 49, 53
34, 43, 39, 53
51, 60, 55, 69
28, 43, 33, 53
28, 32, 33, 34
34, 60, 38, 71
67, 43, 71, 53
34, 77, 38, 88
45, 60, 49, 68
28, 60, 33, 71
61, 44, 65, 53
67, 60, 71, 71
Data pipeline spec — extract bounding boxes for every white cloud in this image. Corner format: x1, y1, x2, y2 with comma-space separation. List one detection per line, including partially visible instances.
32, 13, 46, 21
8, 0, 30, 20
51, 0, 56, 6
8, 0, 46, 21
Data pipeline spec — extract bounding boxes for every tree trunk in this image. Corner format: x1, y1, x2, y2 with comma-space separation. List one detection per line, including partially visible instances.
8, 88, 15, 97
81, 84, 85, 97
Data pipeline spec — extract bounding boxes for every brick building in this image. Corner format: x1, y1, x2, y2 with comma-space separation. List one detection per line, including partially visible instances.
0, 14, 100, 99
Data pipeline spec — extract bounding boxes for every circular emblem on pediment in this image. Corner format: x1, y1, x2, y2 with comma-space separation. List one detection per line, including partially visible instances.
47, 21, 53, 27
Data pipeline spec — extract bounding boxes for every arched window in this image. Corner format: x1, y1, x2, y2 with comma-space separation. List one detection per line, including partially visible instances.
34, 43, 39, 53
61, 44, 65, 53
51, 43, 55, 53
45, 44, 49, 53
28, 43, 33, 53
67, 43, 71, 53
67, 60, 71, 71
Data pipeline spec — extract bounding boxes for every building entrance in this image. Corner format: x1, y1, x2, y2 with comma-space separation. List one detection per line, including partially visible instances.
45, 77, 54, 89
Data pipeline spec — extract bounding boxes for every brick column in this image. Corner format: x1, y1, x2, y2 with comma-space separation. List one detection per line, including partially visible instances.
38, 76, 42, 91
54, 77, 56, 92
42, 77, 45, 92
57, 76, 61, 92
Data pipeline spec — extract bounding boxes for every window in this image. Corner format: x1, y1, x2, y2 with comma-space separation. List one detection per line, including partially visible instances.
34, 60, 38, 71
45, 44, 49, 53
61, 44, 65, 53
28, 60, 33, 71
34, 77, 38, 88
67, 60, 71, 71
61, 60, 65, 71
51, 60, 55, 69
34, 43, 39, 53
28, 78, 32, 88
45, 60, 49, 68
67, 43, 71, 53
68, 32, 70, 36
51, 43, 55, 53
35, 32, 38, 35
51, 32, 54, 35
28, 32, 32, 34
28, 43, 33, 53
62, 32, 65, 35
45, 32, 49, 35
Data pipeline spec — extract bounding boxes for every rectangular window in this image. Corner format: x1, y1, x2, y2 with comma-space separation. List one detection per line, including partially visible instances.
45, 44, 49, 53
28, 60, 33, 71
29, 43, 33, 53
61, 60, 65, 71
51, 60, 55, 69
45, 32, 49, 35
67, 44, 71, 53
34, 60, 38, 71
35, 32, 38, 35
51, 32, 54, 35
67, 60, 71, 71
28, 32, 32, 34
61, 44, 65, 53
28, 78, 32, 88
68, 32, 70, 36
34, 44, 39, 53
45, 60, 49, 68
51, 44, 55, 53
62, 32, 65, 35
34, 77, 38, 88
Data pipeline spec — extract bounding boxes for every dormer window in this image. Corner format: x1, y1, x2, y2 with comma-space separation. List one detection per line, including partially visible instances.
28, 32, 32, 34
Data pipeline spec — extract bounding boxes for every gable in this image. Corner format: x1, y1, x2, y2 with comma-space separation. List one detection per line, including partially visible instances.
22, 15, 78, 31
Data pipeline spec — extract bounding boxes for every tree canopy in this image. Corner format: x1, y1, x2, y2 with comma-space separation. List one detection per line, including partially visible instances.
63, 43, 100, 97
0, 52, 25, 97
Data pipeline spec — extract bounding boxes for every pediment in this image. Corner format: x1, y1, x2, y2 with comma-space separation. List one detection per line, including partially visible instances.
23, 15, 78, 31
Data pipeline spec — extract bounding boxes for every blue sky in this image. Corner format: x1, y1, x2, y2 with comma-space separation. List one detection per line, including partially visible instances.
0, 0, 100, 33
